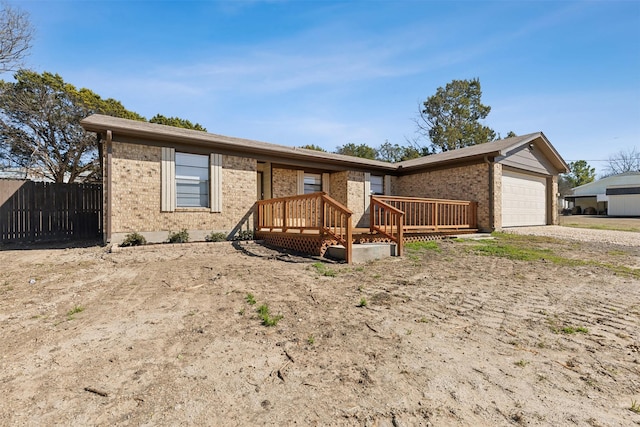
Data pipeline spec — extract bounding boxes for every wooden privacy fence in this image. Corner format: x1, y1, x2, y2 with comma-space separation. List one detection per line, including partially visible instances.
256, 192, 353, 263
0, 180, 103, 243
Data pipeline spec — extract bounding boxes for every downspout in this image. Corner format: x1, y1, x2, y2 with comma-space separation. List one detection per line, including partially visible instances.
105, 130, 113, 244
484, 155, 495, 231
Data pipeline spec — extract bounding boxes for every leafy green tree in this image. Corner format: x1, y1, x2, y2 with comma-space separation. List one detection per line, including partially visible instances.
565, 160, 596, 188
415, 78, 496, 152
557, 174, 573, 196
0, 3, 33, 73
298, 144, 326, 152
149, 114, 206, 132
0, 70, 144, 182
505, 131, 517, 138
335, 143, 378, 160
377, 140, 421, 162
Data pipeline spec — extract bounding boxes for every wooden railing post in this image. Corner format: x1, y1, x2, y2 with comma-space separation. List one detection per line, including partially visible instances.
397, 213, 404, 256
283, 199, 288, 231
320, 195, 325, 237
345, 215, 353, 264
369, 195, 374, 232
433, 201, 438, 231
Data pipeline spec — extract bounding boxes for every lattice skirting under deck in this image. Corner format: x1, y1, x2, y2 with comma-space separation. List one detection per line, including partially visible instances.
256, 231, 332, 257
256, 230, 476, 258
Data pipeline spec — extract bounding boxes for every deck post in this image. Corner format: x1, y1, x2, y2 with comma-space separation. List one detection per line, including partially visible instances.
320, 196, 325, 238
397, 212, 404, 257
256, 203, 261, 229
369, 195, 374, 232
283, 199, 288, 231
433, 201, 438, 232
345, 215, 353, 264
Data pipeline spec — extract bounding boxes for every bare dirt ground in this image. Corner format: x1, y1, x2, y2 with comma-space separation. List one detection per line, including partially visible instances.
1, 231, 639, 426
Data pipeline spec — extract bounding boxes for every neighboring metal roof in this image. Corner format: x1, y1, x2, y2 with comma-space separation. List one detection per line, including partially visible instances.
572, 172, 640, 196
81, 114, 569, 174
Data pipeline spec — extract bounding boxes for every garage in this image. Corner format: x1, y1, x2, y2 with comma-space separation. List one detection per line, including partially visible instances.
607, 186, 640, 216
502, 170, 547, 227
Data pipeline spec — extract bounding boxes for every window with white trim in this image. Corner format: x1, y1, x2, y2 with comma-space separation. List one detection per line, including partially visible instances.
175, 152, 209, 207
370, 175, 384, 195
304, 173, 322, 194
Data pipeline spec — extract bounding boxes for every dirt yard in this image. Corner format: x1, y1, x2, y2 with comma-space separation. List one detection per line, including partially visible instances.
1, 232, 639, 426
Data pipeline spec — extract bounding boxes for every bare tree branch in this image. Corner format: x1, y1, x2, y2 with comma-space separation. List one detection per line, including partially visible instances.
604, 147, 640, 176
0, 2, 33, 73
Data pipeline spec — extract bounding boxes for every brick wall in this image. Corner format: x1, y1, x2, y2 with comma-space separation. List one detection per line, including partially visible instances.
108, 141, 256, 243
395, 162, 493, 231
549, 175, 559, 225
329, 171, 349, 207
272, 168, 298, 198
346, 171, 368, 228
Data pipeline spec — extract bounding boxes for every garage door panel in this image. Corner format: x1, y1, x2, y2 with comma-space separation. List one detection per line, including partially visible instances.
502, 170, 547, 227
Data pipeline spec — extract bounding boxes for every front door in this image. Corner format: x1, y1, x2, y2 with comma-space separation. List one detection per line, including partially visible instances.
257, 171, 264, 200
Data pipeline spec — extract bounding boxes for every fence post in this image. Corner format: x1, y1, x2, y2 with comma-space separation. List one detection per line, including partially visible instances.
29, 182, 37, 241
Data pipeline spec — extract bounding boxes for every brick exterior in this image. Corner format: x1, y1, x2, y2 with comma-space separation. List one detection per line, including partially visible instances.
107, 141, 255, 244
271, 168, 298, 198
105, 140, 560, 243
346, 171, 368, 228
395, 162, 494, 231
549, 175, 559, 225
329, 171, 348, 206
327, 170, 369, 227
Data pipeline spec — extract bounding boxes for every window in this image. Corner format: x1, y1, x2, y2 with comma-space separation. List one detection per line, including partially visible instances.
370, 175, 384, 195
175, 152, 209, 207
304, 173, 322, 194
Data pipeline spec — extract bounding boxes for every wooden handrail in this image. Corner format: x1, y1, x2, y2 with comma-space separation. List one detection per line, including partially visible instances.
256, 192, 353, 263
372, 196, 477, 231
320, 194, 353, 263
370, 196, 405, 256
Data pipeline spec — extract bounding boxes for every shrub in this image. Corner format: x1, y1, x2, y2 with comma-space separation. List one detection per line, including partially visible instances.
206, 231, 227, 242
168, 229, 189, 243
233, 230, 254, 241
120, 232, 146, 247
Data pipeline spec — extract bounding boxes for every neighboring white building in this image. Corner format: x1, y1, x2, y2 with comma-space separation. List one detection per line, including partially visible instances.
567, 172, 640, 216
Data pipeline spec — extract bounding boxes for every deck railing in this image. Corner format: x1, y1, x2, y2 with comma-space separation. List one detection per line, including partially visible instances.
371, 195, 478, 232
370, 197, 405, 256
256, 192, 353, 263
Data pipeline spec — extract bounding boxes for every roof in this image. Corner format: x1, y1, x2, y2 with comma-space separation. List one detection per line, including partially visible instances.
396, 132, 569, 173
571, 172, 640, 196
81, 114, 396, 172
81, 114, 569, 175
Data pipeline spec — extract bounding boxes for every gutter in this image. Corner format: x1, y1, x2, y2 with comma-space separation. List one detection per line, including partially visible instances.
105, 130, 112, 243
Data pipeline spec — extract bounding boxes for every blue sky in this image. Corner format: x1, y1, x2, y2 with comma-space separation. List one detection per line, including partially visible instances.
7, 0, 640, 176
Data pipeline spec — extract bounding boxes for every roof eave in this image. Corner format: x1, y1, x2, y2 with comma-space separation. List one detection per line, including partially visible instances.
81, 115, 396, 172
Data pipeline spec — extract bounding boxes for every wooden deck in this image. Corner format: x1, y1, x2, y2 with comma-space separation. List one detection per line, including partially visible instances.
255, 193, 478, 263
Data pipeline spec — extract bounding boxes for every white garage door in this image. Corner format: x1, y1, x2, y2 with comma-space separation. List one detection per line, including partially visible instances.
608, 195, 640, 216
502, 170, 547, 227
